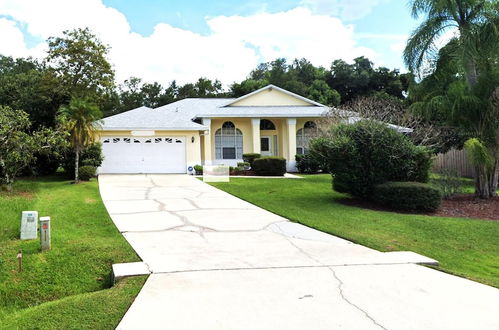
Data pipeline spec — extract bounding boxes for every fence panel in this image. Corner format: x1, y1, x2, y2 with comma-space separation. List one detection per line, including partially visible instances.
433, 148, 475, 178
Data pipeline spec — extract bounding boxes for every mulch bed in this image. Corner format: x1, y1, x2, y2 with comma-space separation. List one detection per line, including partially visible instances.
434, 195, 499, 221
339, 194, 499, 221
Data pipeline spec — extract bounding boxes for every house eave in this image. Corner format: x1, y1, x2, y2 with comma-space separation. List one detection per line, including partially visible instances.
99, 126, 208, 131
195, 113, 327, 119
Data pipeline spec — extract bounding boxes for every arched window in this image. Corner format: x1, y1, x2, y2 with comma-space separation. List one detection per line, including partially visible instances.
296, 121, 318, 155
260, 119, 276, 130
215, 121, 243, 159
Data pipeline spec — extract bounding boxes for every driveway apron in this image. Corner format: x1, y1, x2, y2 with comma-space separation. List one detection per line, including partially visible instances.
99, 174, 499, 330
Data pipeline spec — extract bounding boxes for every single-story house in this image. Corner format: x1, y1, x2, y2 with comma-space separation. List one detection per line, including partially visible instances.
97, 84, 330, 174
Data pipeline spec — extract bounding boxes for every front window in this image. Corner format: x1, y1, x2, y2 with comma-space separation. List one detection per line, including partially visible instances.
215, 121, 243, 159
296, 121, 318, 155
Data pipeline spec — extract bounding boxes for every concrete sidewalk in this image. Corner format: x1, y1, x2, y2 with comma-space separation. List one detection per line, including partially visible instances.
99, 174, 499, 330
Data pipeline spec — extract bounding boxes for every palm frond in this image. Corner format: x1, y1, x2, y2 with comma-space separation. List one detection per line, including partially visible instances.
404, 14, 455, 74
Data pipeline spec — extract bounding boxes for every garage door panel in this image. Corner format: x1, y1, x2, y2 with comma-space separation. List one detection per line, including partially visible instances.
99, 136, 186, 174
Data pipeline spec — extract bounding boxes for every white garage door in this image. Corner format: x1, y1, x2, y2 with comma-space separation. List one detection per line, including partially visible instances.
99, 137, 186, 174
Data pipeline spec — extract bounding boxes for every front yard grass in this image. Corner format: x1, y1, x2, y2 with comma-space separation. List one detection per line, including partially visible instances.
210, 174, 499, 288
0, 176, 141, 329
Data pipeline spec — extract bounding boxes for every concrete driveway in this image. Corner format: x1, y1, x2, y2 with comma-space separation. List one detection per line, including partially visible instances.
99, 174, 499, 330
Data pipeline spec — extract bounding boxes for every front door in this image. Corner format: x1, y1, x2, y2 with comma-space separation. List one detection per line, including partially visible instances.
260, 136, 273, 156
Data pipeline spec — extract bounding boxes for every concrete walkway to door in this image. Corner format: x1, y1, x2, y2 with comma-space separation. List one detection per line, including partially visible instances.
99, 174, 499, 330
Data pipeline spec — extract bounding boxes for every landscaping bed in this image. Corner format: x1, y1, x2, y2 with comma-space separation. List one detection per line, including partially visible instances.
339, 195, 499, 221
435, 195, 499, 221
0, 175, 142, 328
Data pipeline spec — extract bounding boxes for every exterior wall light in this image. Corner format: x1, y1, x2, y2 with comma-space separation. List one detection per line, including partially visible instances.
191, 136, 195, 143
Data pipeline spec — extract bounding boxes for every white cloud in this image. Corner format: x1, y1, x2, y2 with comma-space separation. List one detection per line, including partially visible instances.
0, 1, 378, 86
301, 0, 385, 21
0, 18, 45, 58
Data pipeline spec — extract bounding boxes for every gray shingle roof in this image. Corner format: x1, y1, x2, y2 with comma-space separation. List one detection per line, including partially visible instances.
100, 98, 328, 131
100, 103, 210, 130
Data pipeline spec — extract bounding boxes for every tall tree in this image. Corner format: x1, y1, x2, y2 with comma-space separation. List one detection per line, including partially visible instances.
404, 0, 497, 86
46, 28, 115, 99
0, 55, 68, 128
405, 0, 499, 198
58, 98, 102, 183
0, 106, 35, 190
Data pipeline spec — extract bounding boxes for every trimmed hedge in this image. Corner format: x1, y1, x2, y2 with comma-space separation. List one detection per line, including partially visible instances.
252, 157, 286, 176
243, 153, 261, 167
237, 162, 251, 170
295, 154, 321, 173
372, 181, 442, 212
193, 165, 203, 175
79, 166, 96, 181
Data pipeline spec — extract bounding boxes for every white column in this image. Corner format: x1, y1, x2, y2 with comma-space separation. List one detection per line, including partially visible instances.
251, 118, 261, 154
202, 118, 212, 165
286, 118, 297, 172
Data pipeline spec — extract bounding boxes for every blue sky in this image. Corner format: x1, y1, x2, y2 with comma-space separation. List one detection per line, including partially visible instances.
101, 0, 418, 70
0, 0, 421, 85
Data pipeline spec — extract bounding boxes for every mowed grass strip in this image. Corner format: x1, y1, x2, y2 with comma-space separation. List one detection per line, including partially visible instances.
0, 276, 146, 330
0, 176, 140, 326
210, 175, 499, 287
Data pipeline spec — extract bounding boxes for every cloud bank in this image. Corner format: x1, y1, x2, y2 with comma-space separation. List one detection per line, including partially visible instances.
0, 0, 378, 85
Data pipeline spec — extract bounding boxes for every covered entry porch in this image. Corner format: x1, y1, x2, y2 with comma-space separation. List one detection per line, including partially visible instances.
200, 117, 319, 171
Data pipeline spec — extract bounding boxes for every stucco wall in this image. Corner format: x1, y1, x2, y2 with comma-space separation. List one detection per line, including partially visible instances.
229, 88, 311, 106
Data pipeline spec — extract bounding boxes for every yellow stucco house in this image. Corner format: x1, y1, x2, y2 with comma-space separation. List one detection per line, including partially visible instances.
97, 85, 329, 174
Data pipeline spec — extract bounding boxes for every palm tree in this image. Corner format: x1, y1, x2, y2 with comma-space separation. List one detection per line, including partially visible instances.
405, 0, 499, 198
404, 0, 498, 87
58, 98, 102, 183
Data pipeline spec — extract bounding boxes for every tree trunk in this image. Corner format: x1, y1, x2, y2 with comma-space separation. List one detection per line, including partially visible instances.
474, 161, 498, 199
0, 159, 13, 192
488, 161, 499, 197
74, 147, 80, 183
464, 60, 478, 88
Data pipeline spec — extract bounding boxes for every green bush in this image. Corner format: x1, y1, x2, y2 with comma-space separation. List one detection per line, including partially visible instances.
243, 153, 261, 167
295, 154, 321, 173
78, 166, 96, 181
193, 165, 203, 175
431, 170, 464, 199
310, 120, 433, 198
252, 157, 286, 176
372, 181, 442, 212
62, 142, 104, 177
237, 162, 250, 170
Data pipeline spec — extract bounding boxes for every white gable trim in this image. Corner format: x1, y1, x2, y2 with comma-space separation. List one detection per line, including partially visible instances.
221, 84, 326, 107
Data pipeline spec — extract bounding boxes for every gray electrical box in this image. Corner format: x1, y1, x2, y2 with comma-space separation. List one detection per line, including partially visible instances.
20, 211, 38, 240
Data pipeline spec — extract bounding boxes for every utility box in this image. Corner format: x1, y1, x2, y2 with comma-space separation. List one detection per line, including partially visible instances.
40, 216, 51, 251
20, 211, 38, 240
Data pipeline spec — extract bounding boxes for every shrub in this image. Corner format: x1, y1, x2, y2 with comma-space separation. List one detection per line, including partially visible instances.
372, 181, 442, 212
310, 120, 433, 198
295, 154, 321, 173
252, 157, 286, 176
78, 166, 96, 181
431, 170, 464, 199
193, 165, 203, 175
62, 142, 104, 177
243, 153, 261, 167
237, 162, 250, 170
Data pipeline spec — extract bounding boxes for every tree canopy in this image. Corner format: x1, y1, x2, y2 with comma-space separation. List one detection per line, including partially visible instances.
405, 0, 499, 198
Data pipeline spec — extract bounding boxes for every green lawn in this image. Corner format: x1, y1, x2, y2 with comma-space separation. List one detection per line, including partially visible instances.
0, 176, 142, 329
210, 174, 499, 288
